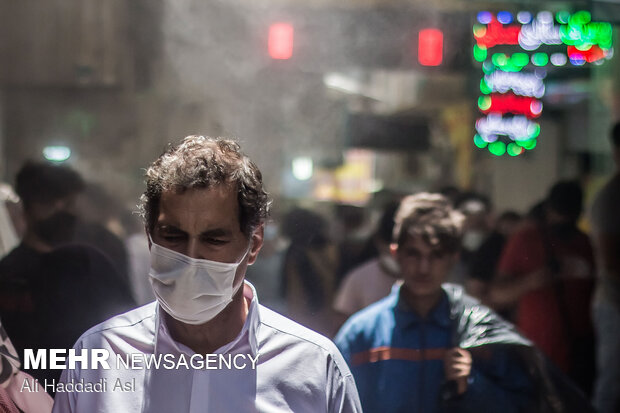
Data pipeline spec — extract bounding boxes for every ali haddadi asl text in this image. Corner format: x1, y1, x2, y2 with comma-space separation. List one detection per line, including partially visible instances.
20, 378, 136, 393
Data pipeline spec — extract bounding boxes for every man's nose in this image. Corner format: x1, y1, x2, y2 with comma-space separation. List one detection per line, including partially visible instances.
185, 238, 202, 259
418, 256, 431, 273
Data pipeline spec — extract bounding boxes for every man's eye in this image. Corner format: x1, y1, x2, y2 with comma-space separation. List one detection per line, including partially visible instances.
204, 237, 226, 245
161, 234, 185, 243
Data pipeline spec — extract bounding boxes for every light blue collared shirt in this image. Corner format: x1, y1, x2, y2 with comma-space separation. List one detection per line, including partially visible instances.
52, 281, 361, 413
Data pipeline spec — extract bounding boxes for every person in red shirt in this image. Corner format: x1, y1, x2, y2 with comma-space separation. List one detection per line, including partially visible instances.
488, 180, 596, 395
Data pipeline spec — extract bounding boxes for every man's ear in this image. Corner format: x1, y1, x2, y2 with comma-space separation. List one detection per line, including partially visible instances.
389, 242, 398, 257
248, 224, 264, 265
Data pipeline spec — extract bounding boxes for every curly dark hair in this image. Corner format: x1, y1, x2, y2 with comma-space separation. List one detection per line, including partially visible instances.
393, 193, 464, 253
139, 136, 271, 237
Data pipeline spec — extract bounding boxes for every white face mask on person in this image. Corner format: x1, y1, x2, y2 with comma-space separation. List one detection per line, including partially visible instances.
148, 240, 250, 325
379, 253, 400, 276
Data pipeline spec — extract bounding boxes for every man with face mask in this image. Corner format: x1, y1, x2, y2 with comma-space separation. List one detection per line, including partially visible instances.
0, 161, 85, 356
52, 136, 361, 413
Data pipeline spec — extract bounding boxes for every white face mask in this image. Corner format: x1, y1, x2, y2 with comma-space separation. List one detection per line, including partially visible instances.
149, 241, 250, 325
462, 230, 485, 251
379, 253, 400, 276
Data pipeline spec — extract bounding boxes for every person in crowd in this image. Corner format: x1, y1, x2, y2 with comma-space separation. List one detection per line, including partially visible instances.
437, 185, 461, 206
0, 184, 22, 259
450, 192, 493, 285
589, 122, 620, 413
33, 244, 134, 351
245, 219, 287, 313
281, 207, 339, 336
333, 201, 400, 328
121, 210, 155, 306
335, 193, 538, 412
334, 204, 369, 281
0, 161, 86, 355
488, 180, 596, 395
52, 136, 361, 413
0, 162, 135, 386
74, 183, 131, 286
466, 210, 522, 318
0, 320, 52, 413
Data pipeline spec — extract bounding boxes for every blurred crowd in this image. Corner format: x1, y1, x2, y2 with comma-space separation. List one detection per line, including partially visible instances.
0, 125, 618, 413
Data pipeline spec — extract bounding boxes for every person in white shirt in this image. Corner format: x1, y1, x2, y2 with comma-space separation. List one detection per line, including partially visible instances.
333, 201, 400, 328
52, 136, 361, 413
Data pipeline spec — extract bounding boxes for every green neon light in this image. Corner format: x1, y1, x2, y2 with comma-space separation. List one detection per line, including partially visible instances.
488, 52, 531, 71
531, 53, 549, 66
571, 10, 591, 26
473, 134, 488, 148
473, 45, 487, 62
482, 61, 495, 74
559, 11, 613, 50
516, 138, 537, 150
473, 24, 487, 37
480, 78, 492, 94
492, 53, 508, 67
507, 142, 523, 156
489, 141, 507, 156
478, 96, 492, 110
556, 11, 571, 24
490, 53, 526, 72
511, 53, 529, 67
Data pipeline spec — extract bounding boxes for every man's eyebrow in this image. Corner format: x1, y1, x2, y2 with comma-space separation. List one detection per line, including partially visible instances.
156, 224, 185, 233
199, 228, 232, 238
156, 224, 233, 238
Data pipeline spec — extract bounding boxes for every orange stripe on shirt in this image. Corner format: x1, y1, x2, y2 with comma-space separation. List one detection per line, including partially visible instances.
351, 346, 449, 366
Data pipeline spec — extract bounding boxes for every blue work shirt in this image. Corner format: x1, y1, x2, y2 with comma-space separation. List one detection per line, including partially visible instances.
335, 284, 535, 413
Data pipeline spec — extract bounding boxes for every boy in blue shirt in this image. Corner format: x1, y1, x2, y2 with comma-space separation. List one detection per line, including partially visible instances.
335, 193, 536, 412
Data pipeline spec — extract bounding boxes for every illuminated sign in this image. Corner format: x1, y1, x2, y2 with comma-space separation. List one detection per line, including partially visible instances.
518, 11, 562, 51
473, 19, 520, 48
478, 94, 542, 118
268, 23, 294, 60
472, 10, 614, 156
475, 114, 540, 142
482, 71, 545, 98
567, 45, 607, 64
474, 10, 613, 67
418, 28, 443, 66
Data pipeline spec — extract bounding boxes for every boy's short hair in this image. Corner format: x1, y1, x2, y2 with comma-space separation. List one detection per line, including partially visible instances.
393, 193, 464, 253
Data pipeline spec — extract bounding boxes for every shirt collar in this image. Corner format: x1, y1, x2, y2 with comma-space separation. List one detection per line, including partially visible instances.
154, 280, 261, 357
391, 284, 452, 328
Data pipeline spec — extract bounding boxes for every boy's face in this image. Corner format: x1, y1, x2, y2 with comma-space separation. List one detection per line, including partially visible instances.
392, 235, 458, 300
